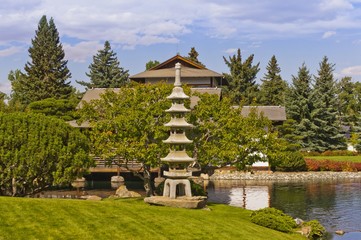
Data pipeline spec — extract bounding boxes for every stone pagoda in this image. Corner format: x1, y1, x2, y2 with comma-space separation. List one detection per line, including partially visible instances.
144, 63, 206, 209
161, 62, 195, 199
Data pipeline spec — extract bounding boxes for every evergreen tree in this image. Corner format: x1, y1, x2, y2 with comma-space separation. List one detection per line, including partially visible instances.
282, 63, 313, 150
185, 47, 205, 67
19, 15, 73, 105
309, 57, 346, 151
223, 49, 260, 105
76, 41, 129, 89
259, 55, 288, 106
337, 77, 361, 151
145, 60, 160, 70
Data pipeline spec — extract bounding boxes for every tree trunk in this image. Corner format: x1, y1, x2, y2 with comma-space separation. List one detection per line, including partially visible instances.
143, 165, 153, 197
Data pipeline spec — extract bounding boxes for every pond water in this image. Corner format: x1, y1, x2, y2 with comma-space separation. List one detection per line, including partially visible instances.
207, 179, 361, 240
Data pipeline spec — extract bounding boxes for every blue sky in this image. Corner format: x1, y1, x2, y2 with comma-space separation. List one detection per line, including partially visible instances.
1, 0, 361, 94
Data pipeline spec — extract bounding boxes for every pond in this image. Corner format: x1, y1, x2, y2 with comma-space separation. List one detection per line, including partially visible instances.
207, 179, 361, 240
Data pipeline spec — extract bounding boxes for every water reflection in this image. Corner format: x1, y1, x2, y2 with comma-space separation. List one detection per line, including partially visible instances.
207, 179, 361, 239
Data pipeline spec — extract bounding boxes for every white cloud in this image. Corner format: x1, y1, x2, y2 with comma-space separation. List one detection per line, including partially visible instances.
341, 65, 361, 75
224, 48, 238, 54
322, 31, 337, 38
63, 41, 103, 63
0, 46, 23, 57
319, 0, 353, 11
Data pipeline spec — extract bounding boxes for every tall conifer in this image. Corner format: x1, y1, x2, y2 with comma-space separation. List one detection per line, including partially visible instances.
283, 63, 313, 150
259, 55, 287, 105
20, 15, 73, 105
309, 57, 346, 151
223, 49, 260, 105
76, 41, 129, 89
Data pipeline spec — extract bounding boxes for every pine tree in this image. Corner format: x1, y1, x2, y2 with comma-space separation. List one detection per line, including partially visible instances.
282, 63, 313, 150
309, 57, 346, 151
223, 49, 260, 105
145, 60, 160, 70
185, 47, 205, 67
77, 41, 129, 89
19, 15, 73, 105
259, 55, 287, 106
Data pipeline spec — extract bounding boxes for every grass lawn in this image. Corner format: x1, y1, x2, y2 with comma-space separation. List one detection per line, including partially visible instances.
306, 155, 361, 163
0, 197, 305, 240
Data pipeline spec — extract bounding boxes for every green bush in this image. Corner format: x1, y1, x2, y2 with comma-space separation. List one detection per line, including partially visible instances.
274, 151, 307, 172
303, 220, 325, 239
250, 208, 297, 233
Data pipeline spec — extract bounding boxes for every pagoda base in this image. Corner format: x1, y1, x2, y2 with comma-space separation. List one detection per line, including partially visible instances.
144, 196, 207, 209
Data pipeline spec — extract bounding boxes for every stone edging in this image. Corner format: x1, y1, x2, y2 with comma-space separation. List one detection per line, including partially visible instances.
210, 170, 361, 181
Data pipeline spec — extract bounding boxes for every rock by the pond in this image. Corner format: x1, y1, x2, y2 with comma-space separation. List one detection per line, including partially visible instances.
115, 185, 141, 198
111, 176, 125, 189
294, 218, 304, 225
80, 195, 102, 201
144, 196, 207, 209
200, 173, 210, 180
335, 230, 345, 235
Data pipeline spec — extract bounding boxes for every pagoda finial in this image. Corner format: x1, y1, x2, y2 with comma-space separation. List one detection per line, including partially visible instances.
174, 62, 181, 87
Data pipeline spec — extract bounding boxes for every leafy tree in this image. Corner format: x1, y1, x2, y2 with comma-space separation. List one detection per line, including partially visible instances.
185, 47, 205, 67
0, 112, 92, 196
79, 83, 173, 196
27, 93, 80, 121
309, 57, 346, 151
0, 92, 8, 112
76, 41, 129, 89
189, 93, 290, 170
282, 63, 313, 150
223, 49, 260, 105
259, 55, 288, 106
18, 15, 73, 106
145, 60, 160, 70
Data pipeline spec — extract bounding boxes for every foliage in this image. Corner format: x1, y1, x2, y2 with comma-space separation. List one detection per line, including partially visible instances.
0, 197, 304, 240
305, 159, 361, 171
79, 82, 173, 196
0, 112, 92, 196
145, 60, 160, 70
309, 56, 346, 151
27, 93, 80, 120
250, 207, 297, 233
274, 151, 307, 172
190, 93, 290, 170
301, 150, 358, 157
155, 179, 207, 196
222, 49, 260, 105
16, 15, 73, 106
259, 55, 288, 106
77, 41, 129, 89
284, 63, 314, 151
303, 220, 325, 240
184, 47, 205, 67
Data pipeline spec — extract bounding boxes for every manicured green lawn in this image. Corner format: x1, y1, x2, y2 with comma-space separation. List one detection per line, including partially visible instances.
306, 155, 361, 162
0, 197, 305, 240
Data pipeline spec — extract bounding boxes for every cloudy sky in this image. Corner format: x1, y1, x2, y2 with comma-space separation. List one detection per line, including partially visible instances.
1, 0, 361, 94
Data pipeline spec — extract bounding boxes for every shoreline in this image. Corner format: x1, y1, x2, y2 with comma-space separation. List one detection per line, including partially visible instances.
209, 170, 361, 181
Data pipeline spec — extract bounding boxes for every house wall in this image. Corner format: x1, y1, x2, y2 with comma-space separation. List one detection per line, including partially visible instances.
145, 77, 213, 87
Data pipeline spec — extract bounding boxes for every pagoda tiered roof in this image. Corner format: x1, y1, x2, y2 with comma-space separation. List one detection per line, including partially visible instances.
164, 117, 193, 128
165, 103, 190, 113
163, 132, 193, 144
161, 150, 195, 163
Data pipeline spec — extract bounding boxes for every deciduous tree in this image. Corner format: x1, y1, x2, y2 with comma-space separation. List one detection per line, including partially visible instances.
79, 83, 172, 196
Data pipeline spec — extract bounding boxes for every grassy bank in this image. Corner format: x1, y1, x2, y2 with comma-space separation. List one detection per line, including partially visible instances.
306, 155, 361, 162
0, 197, 305, 240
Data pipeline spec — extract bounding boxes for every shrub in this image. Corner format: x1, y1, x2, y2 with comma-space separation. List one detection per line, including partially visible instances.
275, 151, 307, 172
303, 220, 325, 239
305, 159, 360, 172
250, 207, 297, 233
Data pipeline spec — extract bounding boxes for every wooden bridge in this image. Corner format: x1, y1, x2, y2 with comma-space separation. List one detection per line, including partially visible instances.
89, 156, 143, 173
